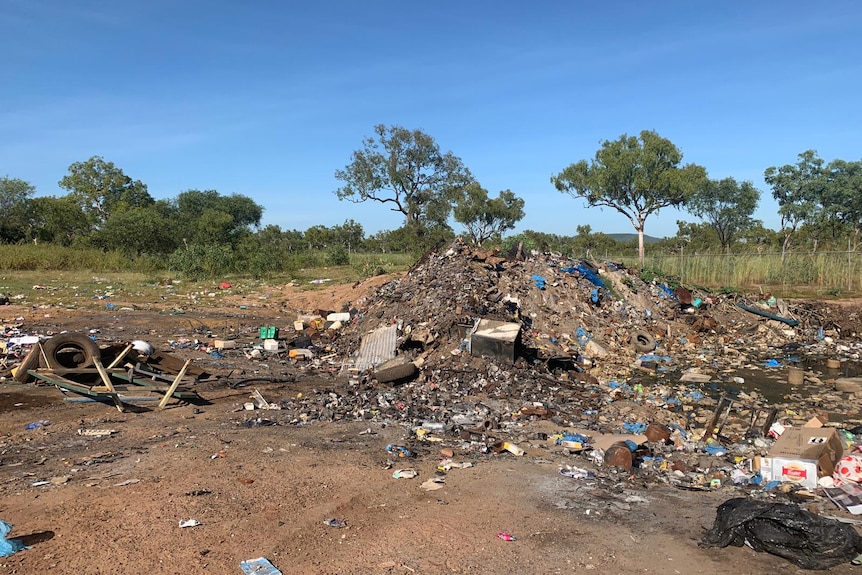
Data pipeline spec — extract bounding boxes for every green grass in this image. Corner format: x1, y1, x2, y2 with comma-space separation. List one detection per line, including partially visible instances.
0, 250, 414, 309
10, 242, 858, 301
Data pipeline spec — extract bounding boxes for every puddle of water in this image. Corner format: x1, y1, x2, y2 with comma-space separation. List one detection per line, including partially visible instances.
717, 359, 862, 405
804, 358, 862, 378
717, 368, 802, 404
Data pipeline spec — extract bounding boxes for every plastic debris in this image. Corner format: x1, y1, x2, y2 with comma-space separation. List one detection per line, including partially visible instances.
701, 497, 862, 569
25, 421, 51, 430
420, 477, 445, 491
240, 557, 282, 575
560, 466, 594, 479
392, 469, 418, 479
385, 444, 414, 458
0, 521, 28, 557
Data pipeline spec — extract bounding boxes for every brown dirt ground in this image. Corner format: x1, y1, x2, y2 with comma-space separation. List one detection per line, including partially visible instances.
0, 278, 860, 575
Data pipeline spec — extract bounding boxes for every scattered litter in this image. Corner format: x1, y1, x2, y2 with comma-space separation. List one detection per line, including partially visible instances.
77, 429, 117, 437
420, 477, 446, 491
392, 469, 418, 479
491, 441, 524, 456
252, 389, 281, 410
323, 518, 347, 528
437, 459, 472, 471
386, 445, 414, 458
240, 557, 282, 575
25, 421, 51, 430
179, 519, 202, 528
113, 479, 140, 487
497, 532, 516, 541
560, 466, 594, 479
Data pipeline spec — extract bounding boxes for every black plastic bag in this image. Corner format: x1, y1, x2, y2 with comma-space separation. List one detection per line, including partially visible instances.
701, 497, 862, 570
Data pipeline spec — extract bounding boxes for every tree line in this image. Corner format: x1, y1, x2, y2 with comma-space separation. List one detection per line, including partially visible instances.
1, 126, 860, 276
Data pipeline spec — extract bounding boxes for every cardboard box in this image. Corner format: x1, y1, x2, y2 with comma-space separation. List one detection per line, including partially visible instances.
213, 339, 236, 349
761, 427, 843, 489
805, 414, 829, 428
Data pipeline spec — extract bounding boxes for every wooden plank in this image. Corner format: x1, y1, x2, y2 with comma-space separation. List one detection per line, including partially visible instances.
93, 358, 125, 413
158, 359, 191, 410
111, 371, 199, 399
106, 344, 134, 369
32, 367, 126, 376
29, 370, 121, 400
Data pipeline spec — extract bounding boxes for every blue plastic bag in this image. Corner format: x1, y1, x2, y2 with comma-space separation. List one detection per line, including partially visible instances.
0, 521, 28, 557
624, 422, 647, 434
575, 326, 592, 346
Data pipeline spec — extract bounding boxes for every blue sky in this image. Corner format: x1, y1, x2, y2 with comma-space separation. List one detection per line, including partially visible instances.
2, 1, 860, 239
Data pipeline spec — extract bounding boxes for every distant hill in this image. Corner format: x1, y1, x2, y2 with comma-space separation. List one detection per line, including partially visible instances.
606, 233, 664, 244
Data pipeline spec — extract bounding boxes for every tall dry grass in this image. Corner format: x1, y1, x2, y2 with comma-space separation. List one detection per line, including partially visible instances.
613, 251, 861, 297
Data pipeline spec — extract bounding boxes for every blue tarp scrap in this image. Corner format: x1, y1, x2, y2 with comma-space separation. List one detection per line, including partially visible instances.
531, 274, 547, 290
623, 422, 647, 434
561, 265, 605, 288
556, 433, 591, 446
658, 283, 676, 299
763, 359, 781, 367
0, 521, 28, 558
575, 327, 592, 346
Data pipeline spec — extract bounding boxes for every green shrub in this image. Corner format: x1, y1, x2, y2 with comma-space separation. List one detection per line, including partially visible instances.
168, 244, 236, 280
326, 246, 350, 266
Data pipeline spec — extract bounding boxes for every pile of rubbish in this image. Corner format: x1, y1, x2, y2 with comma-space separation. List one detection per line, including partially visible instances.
5, 239, 862, 567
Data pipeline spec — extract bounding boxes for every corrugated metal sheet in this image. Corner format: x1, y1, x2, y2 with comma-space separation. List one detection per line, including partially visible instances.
353, 325, 398, 371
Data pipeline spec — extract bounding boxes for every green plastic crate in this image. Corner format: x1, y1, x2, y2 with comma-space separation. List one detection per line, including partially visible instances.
259, 326, 279, 339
